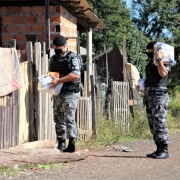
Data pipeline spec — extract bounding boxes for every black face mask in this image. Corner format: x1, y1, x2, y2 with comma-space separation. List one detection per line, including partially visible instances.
54, 49, 63, 55
146, 52, 154, 59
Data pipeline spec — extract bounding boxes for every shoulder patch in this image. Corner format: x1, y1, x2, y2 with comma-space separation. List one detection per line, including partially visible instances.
72, 58, 77, 65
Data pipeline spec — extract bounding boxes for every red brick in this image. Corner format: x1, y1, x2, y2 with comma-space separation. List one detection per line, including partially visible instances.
50, 15, 61, 24
14, 16, 25, 24
9, 25, 20, 33
60, 6, 65, 14
50, 34, 61, 41
26, 16, 36, 24
19, 44, 26, 51
36, 16, 44, 24
20, 6, 31, 14
38, 34, 46, 42
50, 25, 55, 32
55, 6, 60, 14
2, 34, 12, 42
8, 6, 19, 14
49, 6, 54, 12
15, 34, 25, 42
59, 6, 68, 15
2, 16, 12, 25
32, 6, 43, 14
0, 7, 7, 14
32, 25, 44, 33
44, 25, 56, 33
2, 43, 7, 48
20, 53, 27, 62
21, 25, 32, 33
2, 25, 7, 33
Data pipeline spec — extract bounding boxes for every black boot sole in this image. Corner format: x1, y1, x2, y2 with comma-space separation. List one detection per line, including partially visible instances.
153, 155, 169, 159
146, 151, 158, 158
63, 147, 75, 153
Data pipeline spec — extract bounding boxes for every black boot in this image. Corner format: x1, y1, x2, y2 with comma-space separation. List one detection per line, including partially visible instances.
146, 143, 161, 158
63, 138, 75, 153
57, 139, 66, 151
153, 144, 169, 159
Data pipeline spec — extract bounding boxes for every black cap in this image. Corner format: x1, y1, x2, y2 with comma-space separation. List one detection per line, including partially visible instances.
53, 35, 67, 46
146, 41, 157, 50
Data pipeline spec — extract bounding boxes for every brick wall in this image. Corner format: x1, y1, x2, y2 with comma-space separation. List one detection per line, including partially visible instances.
0, 6, 77, 53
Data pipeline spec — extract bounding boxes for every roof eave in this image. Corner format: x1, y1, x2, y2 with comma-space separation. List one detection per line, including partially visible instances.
50, 0, 105, 30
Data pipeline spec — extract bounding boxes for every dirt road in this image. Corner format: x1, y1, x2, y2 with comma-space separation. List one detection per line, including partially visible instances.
2, 132, 180, 180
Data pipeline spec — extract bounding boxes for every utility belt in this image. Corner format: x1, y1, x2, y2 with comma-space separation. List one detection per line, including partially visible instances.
145, 86, 167, 91
145, 91, 168, 96
61, 84, 80, 93
144, 86, 168, 96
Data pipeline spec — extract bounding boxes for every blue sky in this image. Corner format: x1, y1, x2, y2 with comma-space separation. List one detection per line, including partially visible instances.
125, 0, 132, 9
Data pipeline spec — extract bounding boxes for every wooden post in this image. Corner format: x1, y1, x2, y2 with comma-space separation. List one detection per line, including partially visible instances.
123, 37, 128, 82
26, 42, 34, 142
26, 41, 33, 62
9, 39, 16, 48
45, 0, 50, 54
90, 75, 96, 136
87, 27, 92, 97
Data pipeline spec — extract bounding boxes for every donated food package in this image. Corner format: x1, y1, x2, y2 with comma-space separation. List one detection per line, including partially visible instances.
37, 75, 63, 96
153, 42, 176, 66
48, 72, 60, 78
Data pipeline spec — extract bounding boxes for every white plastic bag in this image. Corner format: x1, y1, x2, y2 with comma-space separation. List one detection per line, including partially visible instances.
138, 78, 146, 91
37, 75, 63, 96
138, 78, 146, 95
153, 42, 176, 66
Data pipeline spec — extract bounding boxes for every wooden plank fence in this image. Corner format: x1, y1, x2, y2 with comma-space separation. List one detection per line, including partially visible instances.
0, 41, 131, 149
0, 94, 19, 149
19, 61, 32, 144
77, 71, 92, 141
34, 42, 56, 141
112, 81, 129, 132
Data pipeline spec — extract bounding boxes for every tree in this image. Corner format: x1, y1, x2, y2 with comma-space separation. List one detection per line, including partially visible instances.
80, 0, 150, 77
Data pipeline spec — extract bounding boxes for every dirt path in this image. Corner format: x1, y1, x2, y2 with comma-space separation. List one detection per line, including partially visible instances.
1, 132, 180, 180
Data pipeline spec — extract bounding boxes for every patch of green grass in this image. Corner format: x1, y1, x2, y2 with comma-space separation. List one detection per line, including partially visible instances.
0, 167, 16, 177
168, 128, 180, 134
0, 163, 65, 177
168, 89, 180, 129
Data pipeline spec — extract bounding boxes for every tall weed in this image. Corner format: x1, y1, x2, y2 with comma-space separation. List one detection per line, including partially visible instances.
167, 89, 180, 129
128, 106, 152, 139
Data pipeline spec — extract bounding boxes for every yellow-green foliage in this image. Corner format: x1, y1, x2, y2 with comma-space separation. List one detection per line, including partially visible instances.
167, 89, 180, 129
87, 115, 123, 146
128, 106, 152, 139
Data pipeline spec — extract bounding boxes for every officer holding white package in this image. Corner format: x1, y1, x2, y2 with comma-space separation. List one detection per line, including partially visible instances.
48, 35, 81, 153
144, 41, 173, 159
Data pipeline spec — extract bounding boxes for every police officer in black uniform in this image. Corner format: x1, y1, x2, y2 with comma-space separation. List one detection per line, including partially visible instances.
48, 35, 81, 153
144, 41, 171, 159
